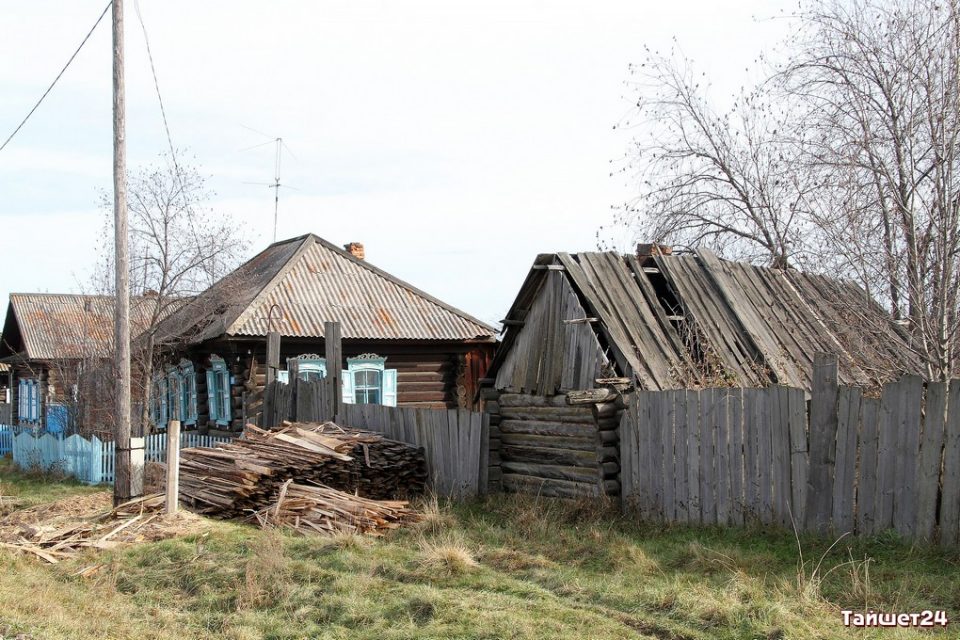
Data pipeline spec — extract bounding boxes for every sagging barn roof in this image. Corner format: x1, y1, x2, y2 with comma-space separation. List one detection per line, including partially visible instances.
152, 233, 497, 345
489, 249, 924, 391
0, 294, 176, 362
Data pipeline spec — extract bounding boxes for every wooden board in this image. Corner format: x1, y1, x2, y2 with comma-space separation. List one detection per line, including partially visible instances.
805, 354, 839, 534
940, 380, 960, 547
832, 386, 861, 535
916, 382, 946, 542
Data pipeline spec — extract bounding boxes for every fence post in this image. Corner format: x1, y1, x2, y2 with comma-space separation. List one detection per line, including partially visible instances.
130, 437, 145, 498
325, 321, 343, 419
266, 331, 281, 385
166, 420, 180, 513
805, 353, 839, 534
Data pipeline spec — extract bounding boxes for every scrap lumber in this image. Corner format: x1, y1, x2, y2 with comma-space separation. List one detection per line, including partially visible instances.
177, 421, 427, 517
251, 480, 421, 536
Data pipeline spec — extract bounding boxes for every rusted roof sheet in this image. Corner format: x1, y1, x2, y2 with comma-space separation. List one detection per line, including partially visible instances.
154, 233, 496, 344
0, 294, 174, 361
490, 249, 923, 392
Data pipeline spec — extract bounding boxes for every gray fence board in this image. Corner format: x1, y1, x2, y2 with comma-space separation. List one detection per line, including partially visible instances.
940, 381, 960, 546
832, 386, 861, 535
857, 397, 880, 535
917, 382, 946, 541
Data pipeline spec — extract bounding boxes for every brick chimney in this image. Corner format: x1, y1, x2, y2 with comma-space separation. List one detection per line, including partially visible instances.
344, 242, 365, 260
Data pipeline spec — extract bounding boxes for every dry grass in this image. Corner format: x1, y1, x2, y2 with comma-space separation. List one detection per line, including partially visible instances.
417, 534, 479, 575
412, 493, 457, 535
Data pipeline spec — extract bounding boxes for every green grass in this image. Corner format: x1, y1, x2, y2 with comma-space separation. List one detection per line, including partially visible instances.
0, 456, 104, 510
0, 461, 958, 639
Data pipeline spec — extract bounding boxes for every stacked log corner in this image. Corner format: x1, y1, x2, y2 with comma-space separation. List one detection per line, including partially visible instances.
481, 387, 503, 492
494, 390, 622, 499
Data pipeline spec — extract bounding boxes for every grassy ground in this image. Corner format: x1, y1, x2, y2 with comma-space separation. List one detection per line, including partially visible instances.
0, 459, 958, 639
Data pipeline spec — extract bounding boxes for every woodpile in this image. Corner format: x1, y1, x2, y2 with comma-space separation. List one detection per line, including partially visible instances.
251, 480, 421, 536
178, 421, 427, 517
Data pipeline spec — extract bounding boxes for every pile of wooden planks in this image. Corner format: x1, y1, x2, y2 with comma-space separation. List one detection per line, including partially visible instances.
251, 480, 421, 536
178, 421, 427, 517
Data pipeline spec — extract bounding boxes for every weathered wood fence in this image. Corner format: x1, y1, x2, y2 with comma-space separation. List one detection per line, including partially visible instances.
255, 379, 488, 497
620, 356, 960, 545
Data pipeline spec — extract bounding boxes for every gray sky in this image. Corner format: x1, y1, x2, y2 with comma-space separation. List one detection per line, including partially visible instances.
0, 1, 792, 326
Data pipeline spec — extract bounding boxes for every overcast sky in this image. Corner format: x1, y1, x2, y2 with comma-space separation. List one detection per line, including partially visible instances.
0, 1, 792, 326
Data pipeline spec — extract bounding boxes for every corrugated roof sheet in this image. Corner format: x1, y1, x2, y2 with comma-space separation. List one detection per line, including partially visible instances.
491, 249, 923, 391
1, 294, 173, 361
153, 233, 496, 344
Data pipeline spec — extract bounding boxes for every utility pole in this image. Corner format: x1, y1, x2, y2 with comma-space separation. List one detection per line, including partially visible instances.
113, 0, 133, 506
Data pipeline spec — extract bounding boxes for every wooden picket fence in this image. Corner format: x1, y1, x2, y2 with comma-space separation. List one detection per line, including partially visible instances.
619, 357, 960, 545
8, 428, 233, 485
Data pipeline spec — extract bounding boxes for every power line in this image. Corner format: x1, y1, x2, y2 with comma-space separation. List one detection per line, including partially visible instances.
0, 1, 112, 153
133, 0, 180, 178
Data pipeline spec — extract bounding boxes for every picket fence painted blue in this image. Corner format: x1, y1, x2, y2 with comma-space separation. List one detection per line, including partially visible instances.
2, 424, 232, 485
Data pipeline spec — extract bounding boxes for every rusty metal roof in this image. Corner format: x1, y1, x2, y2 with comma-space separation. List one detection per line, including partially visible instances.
153, 233, 496, 344
0, 294, 172, 361
490, 249, 924, 391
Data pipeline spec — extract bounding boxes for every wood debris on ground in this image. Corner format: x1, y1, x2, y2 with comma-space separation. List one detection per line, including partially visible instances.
178, 421, 427, 518
0, 492, 207, 564
251, 480, 421, 536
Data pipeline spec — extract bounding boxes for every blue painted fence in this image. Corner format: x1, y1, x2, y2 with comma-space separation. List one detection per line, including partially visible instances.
0, 424, 232, 485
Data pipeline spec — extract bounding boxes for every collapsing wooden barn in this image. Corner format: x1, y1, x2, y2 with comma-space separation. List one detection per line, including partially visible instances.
481, 247, 925, 497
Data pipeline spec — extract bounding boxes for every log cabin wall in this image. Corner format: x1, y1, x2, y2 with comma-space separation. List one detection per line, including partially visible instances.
171, 338, 494, 433
495, 270, 609, 396
496, 393, 619, 498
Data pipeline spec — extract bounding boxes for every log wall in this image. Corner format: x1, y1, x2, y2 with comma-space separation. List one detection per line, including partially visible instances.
495, 392, 620, 498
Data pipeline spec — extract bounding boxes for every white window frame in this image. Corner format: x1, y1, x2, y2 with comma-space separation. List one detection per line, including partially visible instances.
340, 355, 397, 407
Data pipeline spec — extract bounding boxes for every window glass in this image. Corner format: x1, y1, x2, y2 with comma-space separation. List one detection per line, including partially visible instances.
353, 369, 381, 404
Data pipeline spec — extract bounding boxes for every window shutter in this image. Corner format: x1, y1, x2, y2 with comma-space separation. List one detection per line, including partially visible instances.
206, 369, 218, 422
341, 370, 354, 404
188, 370, 198, 423
220, 370, 232, 424
318, 359, 327, 379
29, 380, 37, 422
382, 369, 397, 407
159, 378, 168, 426
18, 379, 25, 420
277, 370, 289, 384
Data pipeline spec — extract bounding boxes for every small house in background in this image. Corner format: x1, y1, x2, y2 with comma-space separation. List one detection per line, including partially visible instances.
149, 233, 497, 434
481, 246, 925, 497
0, 294, 135, 433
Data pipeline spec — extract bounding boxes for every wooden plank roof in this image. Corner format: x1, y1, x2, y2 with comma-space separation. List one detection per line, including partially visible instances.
489, 249, 924, 391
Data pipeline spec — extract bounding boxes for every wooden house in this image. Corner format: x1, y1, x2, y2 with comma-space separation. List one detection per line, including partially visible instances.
148, 233, 497, 434
481, 247, 925, 497
0, 294, 154, 433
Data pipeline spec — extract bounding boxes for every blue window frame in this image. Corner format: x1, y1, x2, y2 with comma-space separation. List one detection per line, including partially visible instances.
340, 355, 397, 407
18, 378, 40, 422
278, 355, 327, 384
151, 374, 168, 427
206, 356, 232, 426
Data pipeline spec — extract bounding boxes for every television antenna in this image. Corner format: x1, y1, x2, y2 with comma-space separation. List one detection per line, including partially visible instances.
240, 130, 298, 243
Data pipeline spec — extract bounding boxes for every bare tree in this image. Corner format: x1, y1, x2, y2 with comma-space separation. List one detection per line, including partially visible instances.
95, 154, 250, 433
617, 0, 960, 379
782, 0, 960, 379
613, 45, 813, 267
